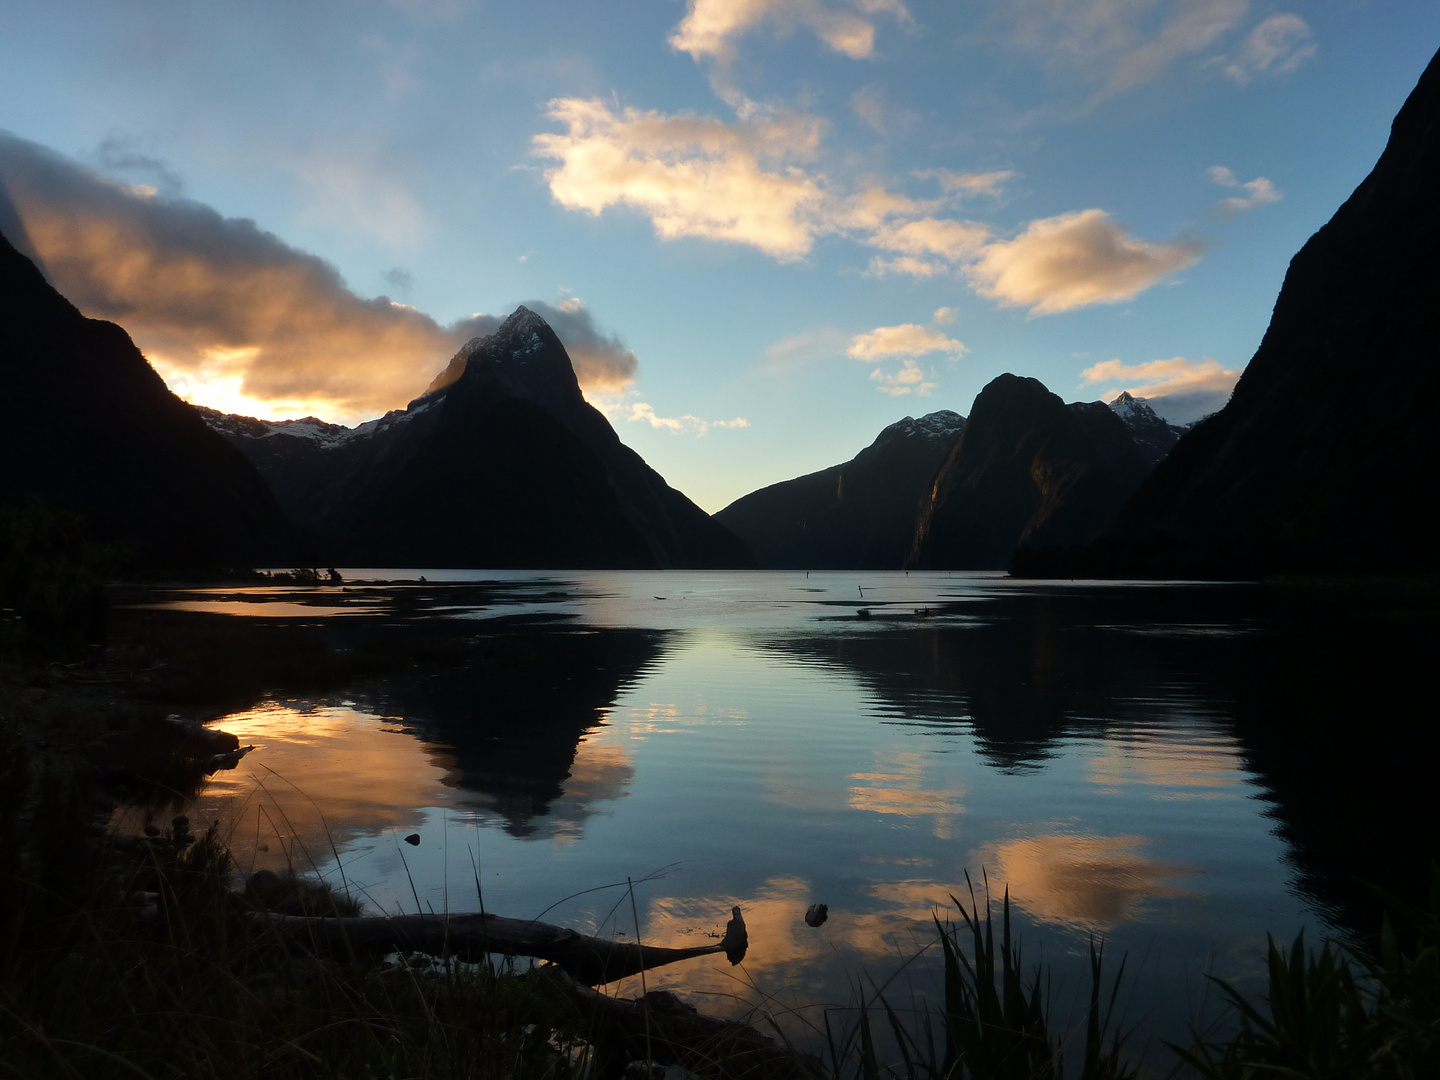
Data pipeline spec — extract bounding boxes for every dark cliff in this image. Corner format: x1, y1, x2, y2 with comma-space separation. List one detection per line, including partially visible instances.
0, 227, 298, 569
206, 307, 751, 569
1020, 46, 1440, 578
715, 411, 964, 569
908, 375, 1148, 570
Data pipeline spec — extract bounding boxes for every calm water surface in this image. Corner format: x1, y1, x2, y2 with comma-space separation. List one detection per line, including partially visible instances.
117, 571, 1439, 1064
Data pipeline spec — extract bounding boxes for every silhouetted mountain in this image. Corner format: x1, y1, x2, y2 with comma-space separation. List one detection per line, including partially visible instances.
1109, 392, 1185, 468
714, 410, 964, 569
907, 375, 1149, 569
204, 307, 751, 569
0, 227, 297, 569
1018, 47, 1440, 578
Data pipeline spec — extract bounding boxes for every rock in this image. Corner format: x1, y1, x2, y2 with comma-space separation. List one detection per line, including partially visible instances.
804, 903, 828, 927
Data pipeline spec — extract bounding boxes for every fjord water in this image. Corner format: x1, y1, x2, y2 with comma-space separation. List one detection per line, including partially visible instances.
125, 571, 1438, 1057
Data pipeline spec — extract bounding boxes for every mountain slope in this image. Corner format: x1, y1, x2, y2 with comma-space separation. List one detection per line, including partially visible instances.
1109, 392, 1185, 468
908, 375, 1148, 570
205, 307, 750, 569
1020, 46, 1440, 578
715, 410, 964, 569
0, 227, 297, 568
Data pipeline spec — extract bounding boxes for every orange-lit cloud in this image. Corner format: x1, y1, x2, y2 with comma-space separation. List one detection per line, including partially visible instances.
1081, 355, 1241, 399
533, 99, 1198, 315
0, 133, 637, 423
978, 833, 1196, 932
848, 323, 965, 361
533, 98, 827, 261
849, 323, 963, 398
967, 209, 1201, 313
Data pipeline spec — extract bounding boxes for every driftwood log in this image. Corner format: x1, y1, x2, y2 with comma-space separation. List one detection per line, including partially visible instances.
556, 969, 824, 1080
258, 905, 749, 986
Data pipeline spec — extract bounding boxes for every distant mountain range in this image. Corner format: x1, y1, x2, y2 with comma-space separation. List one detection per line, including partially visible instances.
6, 44, 1434, 578
200, 307, 750, 570
715, 410, 964, 569
717, 383, 1188, 572
1016, 42, 1440, 578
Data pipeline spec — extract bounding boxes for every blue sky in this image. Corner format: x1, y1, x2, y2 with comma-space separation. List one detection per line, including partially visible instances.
1, 1, 1436, 511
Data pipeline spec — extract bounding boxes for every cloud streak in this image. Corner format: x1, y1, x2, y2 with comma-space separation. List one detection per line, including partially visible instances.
627, 402, 750, 435
1208, 165, 1281, 217
1081, 355, 1241, 399
670, 0, 911, 64
0, 132, 636, 421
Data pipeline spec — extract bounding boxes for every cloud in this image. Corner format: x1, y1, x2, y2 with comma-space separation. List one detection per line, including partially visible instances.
763, 327, 850, 375
1208, 165, 1281, 217
849, 323, 963, 397
670, 0, 911, 64
0, 132, 635, 421
932, 306, 957, 325
382, 265, 415, 293
532, 98, 827, 260
851, 84, 919, 133
848, 323, 966, 361
871, 216, 992, 261
627, 402, 749, 435
871, 359, 936, 396
534, 101, 1198, 312
1081, 355, 1241, 399
1225, 14, 1315, 83
997, 0, 1249, 101
913, 168, 1014, 198
967, 209, 1201, 314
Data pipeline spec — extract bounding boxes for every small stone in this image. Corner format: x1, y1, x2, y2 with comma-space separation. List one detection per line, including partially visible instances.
403, 833, 420, 846
805, 903, 829, 927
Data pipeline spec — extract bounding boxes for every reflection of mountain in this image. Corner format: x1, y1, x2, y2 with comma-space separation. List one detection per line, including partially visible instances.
360, 629, 666, 838
765, 590, 1227, 771
762, 586, 1440, 936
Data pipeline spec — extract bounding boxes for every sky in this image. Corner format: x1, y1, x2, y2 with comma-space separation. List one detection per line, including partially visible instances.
1, 2, 1437, 512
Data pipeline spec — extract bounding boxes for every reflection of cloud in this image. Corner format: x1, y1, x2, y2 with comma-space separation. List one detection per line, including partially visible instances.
1087, 730, 1244, 798
848, 751, 963, 836
968, 209, 1201, 314
509, 732, 635, 844
979, 833, 1194, 932
110, 703, 461, 874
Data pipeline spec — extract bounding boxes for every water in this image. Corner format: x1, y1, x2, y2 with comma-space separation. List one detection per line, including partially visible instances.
117, 571, 1440, 1065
